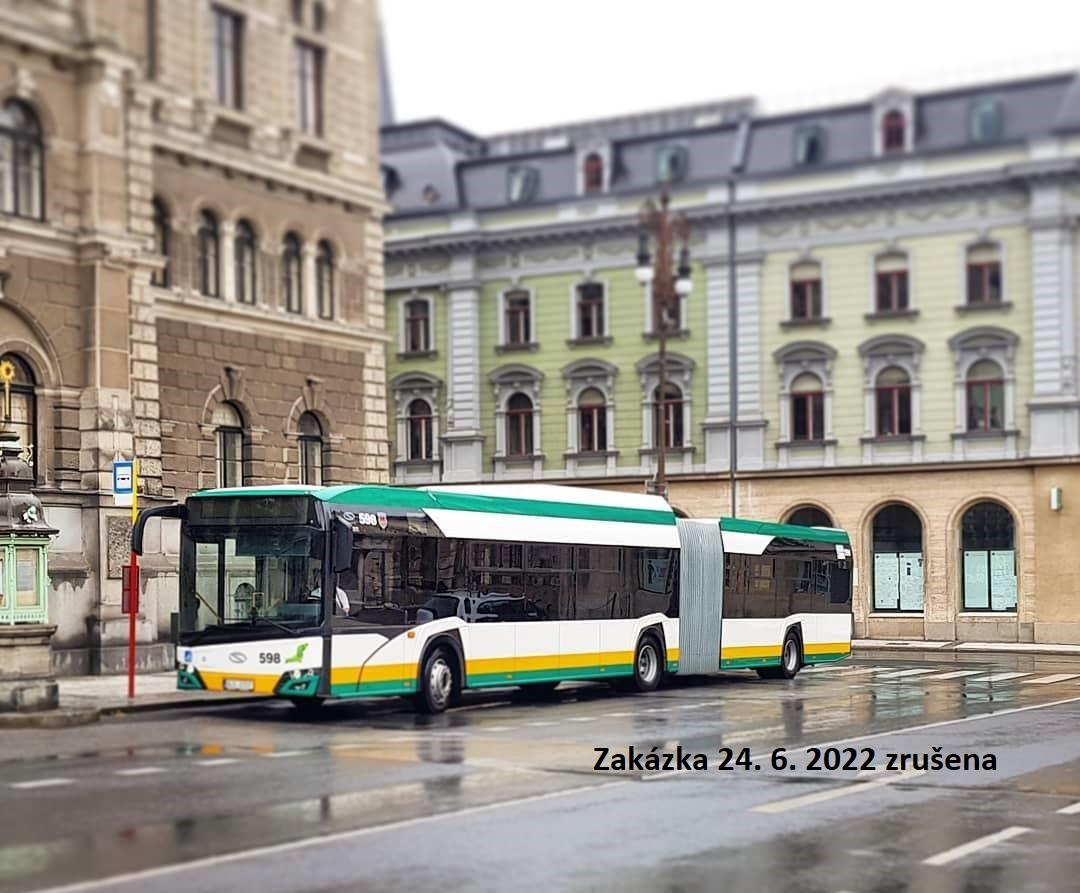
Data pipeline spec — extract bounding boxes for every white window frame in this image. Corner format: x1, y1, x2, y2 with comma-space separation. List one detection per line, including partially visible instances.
948, 326, 1019, 460
787, 257, 826, 322
498, 285, 536, 348
390, 372, 442, 482
858, 334, 926, 463
398, 293, 436, 354
634, 353, 694, 474
869, 248, 914, 314
960, 239, 1006, 307
641, 283, 688, 336
561, 358, 618, 477
569, 278, 610, 341
773, 341, 837, 468
490, 364, 544, 479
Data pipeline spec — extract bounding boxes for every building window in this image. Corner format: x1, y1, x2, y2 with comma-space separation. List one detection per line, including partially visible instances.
966, 245, 1002, 304
0, 354, 36, 477
875, 254, 909, 312
282, 232, 303, 314
0, 99, 44, 220
404, 299, 430, 353
785, 506, 832, 528
791, 373, 824, 441
655, 145, 688, 184
576, 282, 605, 339
966, 359, 1005, 432
794, 125, 825, 166
213, 402, 244, 488
312, 1, 326, 31
211, 5, 244, 110
504, 290, 531, 345
653, 383, 685, 449
507, 166, 540, 204
970, 98, 1004, 144
291, 0, 304, 25
197, 210, 220, 297
151, 197, 170, 287
882, 110, 905, 153
506, 393, 534, 456
234, 219, 257, 305
872, 504, 924, 611
790, 262, 823, 320
297, 411, 323, 485
875, 367, 912, 436
961, 501, 1016, 611
583, 153, 603, 194
407, 399, 433, 461
295, 40, 324, 136
578, 388, 607, 453
315, 239, 334, 319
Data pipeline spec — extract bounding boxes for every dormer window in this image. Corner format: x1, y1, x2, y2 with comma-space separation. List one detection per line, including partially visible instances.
970, 98, 1004, 144
421, 184, 440, 205
655, 145, 688, 184
794, 125, 825, 166
882, 110, 906, 153
507, 166, 540, 204
583, 153, 604, 194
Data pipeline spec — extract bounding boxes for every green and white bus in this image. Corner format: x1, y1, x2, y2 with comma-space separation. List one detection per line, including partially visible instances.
133, 483, 853, 713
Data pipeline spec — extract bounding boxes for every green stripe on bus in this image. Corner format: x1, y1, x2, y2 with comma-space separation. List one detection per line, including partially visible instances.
467, 664, 635, 687
720, 516, 850, 545
721, 655, 783, 670
804, 652, 850, 664
330, 679, 416, 697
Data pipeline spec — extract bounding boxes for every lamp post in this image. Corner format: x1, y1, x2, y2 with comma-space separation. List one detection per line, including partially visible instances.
636, 191, 692, 501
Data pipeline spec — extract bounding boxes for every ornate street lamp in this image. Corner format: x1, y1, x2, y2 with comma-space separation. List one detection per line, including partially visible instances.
636, 191, 692, 500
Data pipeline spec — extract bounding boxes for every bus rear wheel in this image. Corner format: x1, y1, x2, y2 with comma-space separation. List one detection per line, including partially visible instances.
415, 646, 457, 714
757, 631, 802, 680
631, 635, 663, 693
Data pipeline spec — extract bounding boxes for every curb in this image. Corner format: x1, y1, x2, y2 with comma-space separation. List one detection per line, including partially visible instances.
97, 694, 270, 716
0, 708, 101, 729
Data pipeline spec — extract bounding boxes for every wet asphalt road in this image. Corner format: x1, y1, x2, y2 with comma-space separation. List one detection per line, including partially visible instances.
2, 652, 1080, 893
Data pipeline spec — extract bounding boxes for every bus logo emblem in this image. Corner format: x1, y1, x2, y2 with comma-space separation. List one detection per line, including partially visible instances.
228, 652, 247, 664
377, 512, 388, 529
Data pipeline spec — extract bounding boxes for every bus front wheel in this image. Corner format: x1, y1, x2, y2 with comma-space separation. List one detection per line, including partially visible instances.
415, 646, 457, 714
631, 635, 663, 693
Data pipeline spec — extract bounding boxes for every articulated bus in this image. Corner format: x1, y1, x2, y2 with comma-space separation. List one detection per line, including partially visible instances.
132, 484, 853, 714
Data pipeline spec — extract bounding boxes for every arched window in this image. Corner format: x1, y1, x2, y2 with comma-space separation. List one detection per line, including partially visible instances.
151, 198, 170, 287
966, 359, 1004, 432
0, 100, 44, 219
0, 354, 36, 478
506, 393, 534, 456
234, 219, 257, 304
882, 109, 905, 153
961, 501, 1016, 611
315, 239, 334, 319
785, 506, 832, 528
875, 367, 911, 436
212, 402, 244, 487
578, 388, 607, 453
282, 232, 303, 314
407, 398, 433, 461
297, 411, 323, 485
653, 383, 684, 449
791, 373, 824, 441
872, 504, 923, 611
583, 152, 603, 194
197, 210, 220, 297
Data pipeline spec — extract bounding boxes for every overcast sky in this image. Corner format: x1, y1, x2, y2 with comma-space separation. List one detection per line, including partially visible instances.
379, 0, 1080, 134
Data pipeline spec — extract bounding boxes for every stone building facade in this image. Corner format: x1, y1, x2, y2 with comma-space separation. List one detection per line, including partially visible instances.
0, 0, 388, 674
382, 74, 1080, 645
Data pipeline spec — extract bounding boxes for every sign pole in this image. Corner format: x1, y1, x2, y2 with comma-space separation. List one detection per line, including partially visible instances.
127, 459, 139, 700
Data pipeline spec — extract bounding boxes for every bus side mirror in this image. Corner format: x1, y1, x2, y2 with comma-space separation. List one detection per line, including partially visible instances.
331, 516, 354, 573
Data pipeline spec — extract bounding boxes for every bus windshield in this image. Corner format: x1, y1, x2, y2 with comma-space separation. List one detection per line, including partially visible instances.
182, 526, 325, 633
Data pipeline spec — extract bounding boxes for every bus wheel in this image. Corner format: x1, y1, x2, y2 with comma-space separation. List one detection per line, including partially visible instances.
777, 631, 802, 679
632, 635, 663, 693
416, 646, 456, 714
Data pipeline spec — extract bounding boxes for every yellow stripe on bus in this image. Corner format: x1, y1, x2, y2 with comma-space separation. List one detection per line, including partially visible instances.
721, 644, 782, 660
804, 642, 851, 655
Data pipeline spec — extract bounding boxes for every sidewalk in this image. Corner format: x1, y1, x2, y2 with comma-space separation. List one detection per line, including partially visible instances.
59, 671, 266, 715
854, 639, 1080, 655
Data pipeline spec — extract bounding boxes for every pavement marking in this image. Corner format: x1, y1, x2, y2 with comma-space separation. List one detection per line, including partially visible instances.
602, 712, 635, 718
261, 750, 309, 759
10, 777, 74, 790
480, 726, 514, 733
967, 672, 1030, 683
28, 779, 632, 893
1024, 673, 1080, 685
920, 670, 984, 680
875, 668, 939, 679
525, 721, 558, 727
115, 767, 165, 777
194, 758, 239, 767
1056, 800, 1080, 815
752, 769, 924, 814
567, 716, 596, 722
922, 826, 1032, 867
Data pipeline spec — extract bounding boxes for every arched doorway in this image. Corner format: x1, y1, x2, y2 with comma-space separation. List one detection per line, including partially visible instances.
785, 506, 832, 528
961, 501, 1016, 612
871, 504, 923, 611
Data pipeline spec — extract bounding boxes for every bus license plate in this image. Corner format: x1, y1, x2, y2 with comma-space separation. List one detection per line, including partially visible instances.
224, 678, 254, 692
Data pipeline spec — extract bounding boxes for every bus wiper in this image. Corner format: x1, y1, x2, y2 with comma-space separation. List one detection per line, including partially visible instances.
248, 608, 301, 637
